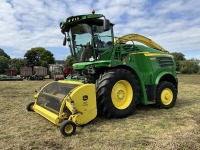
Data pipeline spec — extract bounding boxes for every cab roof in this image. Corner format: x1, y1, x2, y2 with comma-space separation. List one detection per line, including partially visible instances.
60, 14, 114, 33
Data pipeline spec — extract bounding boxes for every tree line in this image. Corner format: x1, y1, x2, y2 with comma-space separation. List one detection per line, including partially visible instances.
171, 52, 200, 74
0, 47, 55, 74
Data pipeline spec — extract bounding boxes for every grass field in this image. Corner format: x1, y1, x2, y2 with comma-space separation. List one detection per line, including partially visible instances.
0, 75, 199, 150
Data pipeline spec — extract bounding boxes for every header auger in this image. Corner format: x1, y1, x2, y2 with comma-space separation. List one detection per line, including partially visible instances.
27, 10, 178, 136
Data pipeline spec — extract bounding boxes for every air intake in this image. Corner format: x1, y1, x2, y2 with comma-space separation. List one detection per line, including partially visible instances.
157, 57, 173, 67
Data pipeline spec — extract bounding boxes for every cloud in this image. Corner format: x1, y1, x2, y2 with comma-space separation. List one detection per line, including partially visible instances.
0, 0, 67, 55
0, 0, 199, 59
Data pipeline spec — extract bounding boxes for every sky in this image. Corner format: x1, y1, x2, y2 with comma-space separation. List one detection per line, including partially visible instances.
0, 0, 200, 60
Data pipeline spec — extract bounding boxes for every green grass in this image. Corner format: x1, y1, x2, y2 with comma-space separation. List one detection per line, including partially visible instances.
0, 75, 199, 150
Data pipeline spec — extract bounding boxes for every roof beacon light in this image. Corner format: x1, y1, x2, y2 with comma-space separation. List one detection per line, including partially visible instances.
92, 9, 95, 14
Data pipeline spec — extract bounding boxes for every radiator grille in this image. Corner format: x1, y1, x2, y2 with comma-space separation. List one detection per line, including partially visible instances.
156, 57, 174, 67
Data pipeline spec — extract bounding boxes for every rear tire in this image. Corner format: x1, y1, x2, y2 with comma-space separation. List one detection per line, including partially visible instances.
60, 120, 76, 136
26, 102, 35, 111
96, 68, 140, 118
156, 81, 177, 108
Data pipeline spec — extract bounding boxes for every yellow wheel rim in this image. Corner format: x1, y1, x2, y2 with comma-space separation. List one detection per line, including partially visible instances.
111, 80, 133, 110
161, 88, 173, 105
65, 124, 73, 134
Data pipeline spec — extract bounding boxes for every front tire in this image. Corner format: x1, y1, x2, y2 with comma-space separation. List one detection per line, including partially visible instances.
156, 81, 177, 108
96, 68, 140, 118
26, 102, 35, 111
60, 120, 76, 136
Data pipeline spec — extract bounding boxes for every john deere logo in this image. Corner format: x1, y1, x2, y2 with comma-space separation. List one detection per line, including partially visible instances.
83, 95, 88, 101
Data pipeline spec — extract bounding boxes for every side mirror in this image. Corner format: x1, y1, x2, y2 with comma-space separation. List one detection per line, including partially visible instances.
103, 18, 110, 31
59, 22, 63, 29
63, 37, 67, 46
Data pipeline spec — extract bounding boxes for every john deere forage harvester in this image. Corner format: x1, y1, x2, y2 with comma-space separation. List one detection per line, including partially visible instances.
27, 11, 178, 136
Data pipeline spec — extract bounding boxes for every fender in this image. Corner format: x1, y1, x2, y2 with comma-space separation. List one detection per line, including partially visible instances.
155, 71, 176, 85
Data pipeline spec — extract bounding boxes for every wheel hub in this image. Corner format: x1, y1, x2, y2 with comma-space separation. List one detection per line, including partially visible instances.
65, 124, 73, 134
161, 88, 173, 105
117, 90, 125, 100
111, 80, 133, 109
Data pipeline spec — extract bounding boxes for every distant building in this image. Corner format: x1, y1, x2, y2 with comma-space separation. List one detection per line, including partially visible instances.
55, 60, 65, 65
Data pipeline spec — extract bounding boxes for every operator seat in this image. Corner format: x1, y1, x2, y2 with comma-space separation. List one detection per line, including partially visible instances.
80, 43, 93, 61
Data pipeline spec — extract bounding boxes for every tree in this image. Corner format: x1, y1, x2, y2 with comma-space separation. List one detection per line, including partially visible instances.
10, 58, 25, 74
179, 59, 199, 74
0, 48, 10, 59
24, 50, 40, 68
0, 56, 9, 74
171, 52, 185, 71
31, 47, 55, 68
198, 66, 200, 74
64, 55, 73, 67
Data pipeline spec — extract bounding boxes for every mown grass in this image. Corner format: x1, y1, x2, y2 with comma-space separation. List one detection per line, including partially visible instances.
0, 75, 199, 150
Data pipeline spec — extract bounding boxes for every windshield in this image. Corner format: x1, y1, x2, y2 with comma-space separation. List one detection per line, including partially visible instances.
69, 24, 94, 62
69, 23, 113, 62
93, 25, 113, 50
